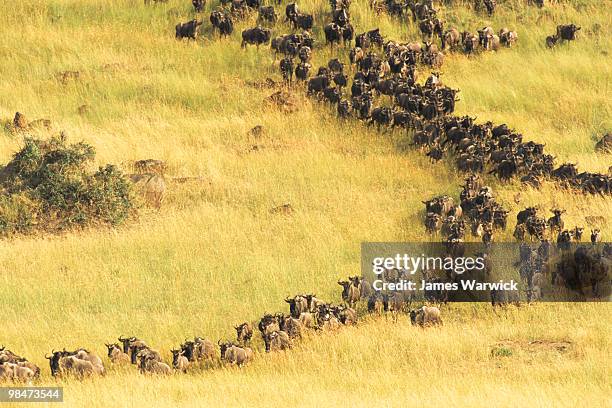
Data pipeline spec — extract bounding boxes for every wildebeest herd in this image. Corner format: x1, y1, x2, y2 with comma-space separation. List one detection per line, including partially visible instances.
0, 280, 444, 382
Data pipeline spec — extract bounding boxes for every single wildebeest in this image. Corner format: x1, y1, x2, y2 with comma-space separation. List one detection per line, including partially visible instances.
546, 34, 559, 48
338, 278, 360, 307
258, 313, 280, 335
499, 28, 518, 47
280, 57, 294, 85
241, 26, 272, 49
180, 337, 215, 362
129, 174, 166, 208
193, 0, 205, 12
295, 62, 311, 81
547, 209, 565, 233
285, 295, 308, 318
130, 345, 161, 366
324, 23, 344, 47
170, 349, 189, 373
137, 352, 172, 375
219, 341, 253, 366
176, 19, 203, 40
591, 229, 601, 243
210, 11, 234, 37
336, 305, 357, 325
263, 330, 291, 352
307, 75, 330, 94
277, 313, 303, 339
409, 306, 442, 326
235, 322, 254, 344
285, 2, 299, 24
294, 13, 313, 31
105, 343, 130, 364
258, 6, 277, 25
442, 28, 460, 50
556, 24, 581, 42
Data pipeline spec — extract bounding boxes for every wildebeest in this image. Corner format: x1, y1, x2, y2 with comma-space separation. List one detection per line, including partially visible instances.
241, 26, 272, 48
193, 0, 205, 12
285, 295, 309, 318
258, 313, 280, 335
180, 337, 216, 363
176, 19, 203, 40
137, 351, 172, 375
258, 5, 277, 25
409, 306, 442, 326
294, 13, 314, 31
557, 24, 581, 41
324, 23, 344, 47
499, 28, 518, 47
235, 322, 254, 344
442, 28, 460, 50
338, 276, 360, 307
0, 362, 36, 382
210, 11, 234, 37
170, 349, 189, 372
336, 305, 357, 325
105, 343, 130, 364
219, 341, 253, 366
280, 57, 294, 85
263, 330, 291, 352
118, 336, 147, 355
46, 352, 93, 379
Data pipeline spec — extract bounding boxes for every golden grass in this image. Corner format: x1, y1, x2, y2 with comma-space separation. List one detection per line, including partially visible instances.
0, 0, 610, 406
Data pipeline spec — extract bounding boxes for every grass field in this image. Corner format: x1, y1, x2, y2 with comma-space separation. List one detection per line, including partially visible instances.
0, 0, 610, 406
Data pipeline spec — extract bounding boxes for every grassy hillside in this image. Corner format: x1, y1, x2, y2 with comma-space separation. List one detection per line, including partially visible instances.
0, 0, 610, 406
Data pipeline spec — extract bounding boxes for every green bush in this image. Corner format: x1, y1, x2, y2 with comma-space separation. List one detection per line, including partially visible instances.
0, 135, 133, 236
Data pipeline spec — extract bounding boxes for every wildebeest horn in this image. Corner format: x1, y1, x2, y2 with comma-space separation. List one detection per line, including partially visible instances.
217, 339, 221, 345
118, 336, 126, 341
45, 354, 52, 359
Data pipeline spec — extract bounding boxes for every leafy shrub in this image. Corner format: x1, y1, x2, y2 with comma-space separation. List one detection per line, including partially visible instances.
0, 135, 133, 236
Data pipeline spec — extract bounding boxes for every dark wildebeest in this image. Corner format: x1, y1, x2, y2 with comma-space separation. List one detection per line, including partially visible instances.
280, 57, 294, 85
176, 19, 203, 40
193, 0, 205, 12
258, 6, 277, 25
557, 24, 581, 42
210, 11, 234, 37
324, 23, 344, 47
294, 13, 313, 31
241, 26, 272, 49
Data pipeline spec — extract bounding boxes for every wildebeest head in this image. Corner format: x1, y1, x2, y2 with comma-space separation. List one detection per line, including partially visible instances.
218, 340, 235, 360
179, 340, 196, 361
170, 349, 184, 367
45, 350, 64, 377
105, 343, 121, 358
118, 336, 135, 354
